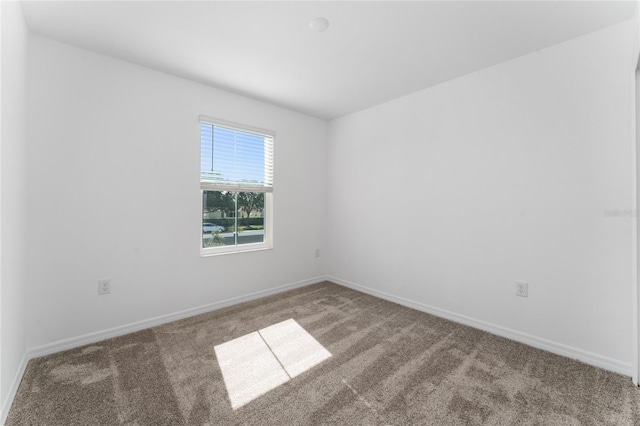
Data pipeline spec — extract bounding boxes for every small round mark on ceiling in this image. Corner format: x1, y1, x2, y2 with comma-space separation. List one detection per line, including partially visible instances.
309, 17, 329, 32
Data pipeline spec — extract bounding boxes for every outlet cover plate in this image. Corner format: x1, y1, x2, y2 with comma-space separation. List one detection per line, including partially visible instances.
98, 279, 111, 295
516, 281, 528, 297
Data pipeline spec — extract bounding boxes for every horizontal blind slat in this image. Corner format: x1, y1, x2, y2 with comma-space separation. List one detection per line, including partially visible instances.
200, 122, 274, 189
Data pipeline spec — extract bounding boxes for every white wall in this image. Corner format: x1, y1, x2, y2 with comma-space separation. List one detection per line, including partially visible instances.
1, 0, 29, 417
327, 20, 637, 373
25, 36, 326, 350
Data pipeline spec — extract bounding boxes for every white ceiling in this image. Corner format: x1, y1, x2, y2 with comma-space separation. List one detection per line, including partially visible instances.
21, 1, 637, 120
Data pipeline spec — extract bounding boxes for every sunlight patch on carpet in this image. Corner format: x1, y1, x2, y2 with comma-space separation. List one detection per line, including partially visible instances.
214, 319, 332, 409
259, 318, 332, 378
214, 332, 290, 409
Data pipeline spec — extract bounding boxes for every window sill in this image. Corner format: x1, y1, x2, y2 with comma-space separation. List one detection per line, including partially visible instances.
200, 243, 272, 257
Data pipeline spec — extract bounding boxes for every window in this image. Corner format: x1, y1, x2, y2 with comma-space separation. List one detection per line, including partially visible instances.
200, 116, 274, 255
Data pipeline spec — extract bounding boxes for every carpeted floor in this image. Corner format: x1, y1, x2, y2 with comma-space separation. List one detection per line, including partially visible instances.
6, 281, 640, 425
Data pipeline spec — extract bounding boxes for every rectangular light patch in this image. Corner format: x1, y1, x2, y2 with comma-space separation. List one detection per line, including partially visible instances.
214, 331, 290, 409
259, 318, 332, 378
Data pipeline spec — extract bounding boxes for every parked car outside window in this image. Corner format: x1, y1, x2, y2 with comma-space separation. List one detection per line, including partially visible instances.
203, 223, 225, 233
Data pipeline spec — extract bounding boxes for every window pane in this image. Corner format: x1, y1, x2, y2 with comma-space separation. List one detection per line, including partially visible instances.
237, 192, 265, 246
202, 190, 265, 248
202, 190, 235, 248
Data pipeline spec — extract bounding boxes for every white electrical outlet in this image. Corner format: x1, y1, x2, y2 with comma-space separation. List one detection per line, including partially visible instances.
98, 279, 111, 295
315, 249, 320, 258
516, 281, 528, 297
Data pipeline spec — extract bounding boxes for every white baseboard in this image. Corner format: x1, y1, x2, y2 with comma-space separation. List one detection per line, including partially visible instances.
27, 276, 328, 359
0, 276, 327, 425
328, 275, 632, 377
1, 351, 29, 426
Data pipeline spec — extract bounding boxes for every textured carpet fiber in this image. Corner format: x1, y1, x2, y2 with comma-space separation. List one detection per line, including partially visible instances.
6, 282, 640, 425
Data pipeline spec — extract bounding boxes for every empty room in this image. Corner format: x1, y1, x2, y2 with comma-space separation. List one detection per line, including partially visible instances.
3, 1, 640, 424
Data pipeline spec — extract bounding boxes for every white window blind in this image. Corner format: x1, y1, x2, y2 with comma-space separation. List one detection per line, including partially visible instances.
200, 117, 274, 192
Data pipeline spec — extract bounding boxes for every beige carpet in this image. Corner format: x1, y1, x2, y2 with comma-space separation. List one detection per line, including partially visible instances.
6, 282, 640, 425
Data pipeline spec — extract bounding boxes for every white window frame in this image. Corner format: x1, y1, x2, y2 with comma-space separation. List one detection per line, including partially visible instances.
199, 116, 274, 257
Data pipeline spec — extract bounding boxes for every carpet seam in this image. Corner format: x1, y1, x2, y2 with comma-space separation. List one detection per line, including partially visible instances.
257, 330, 292, 380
